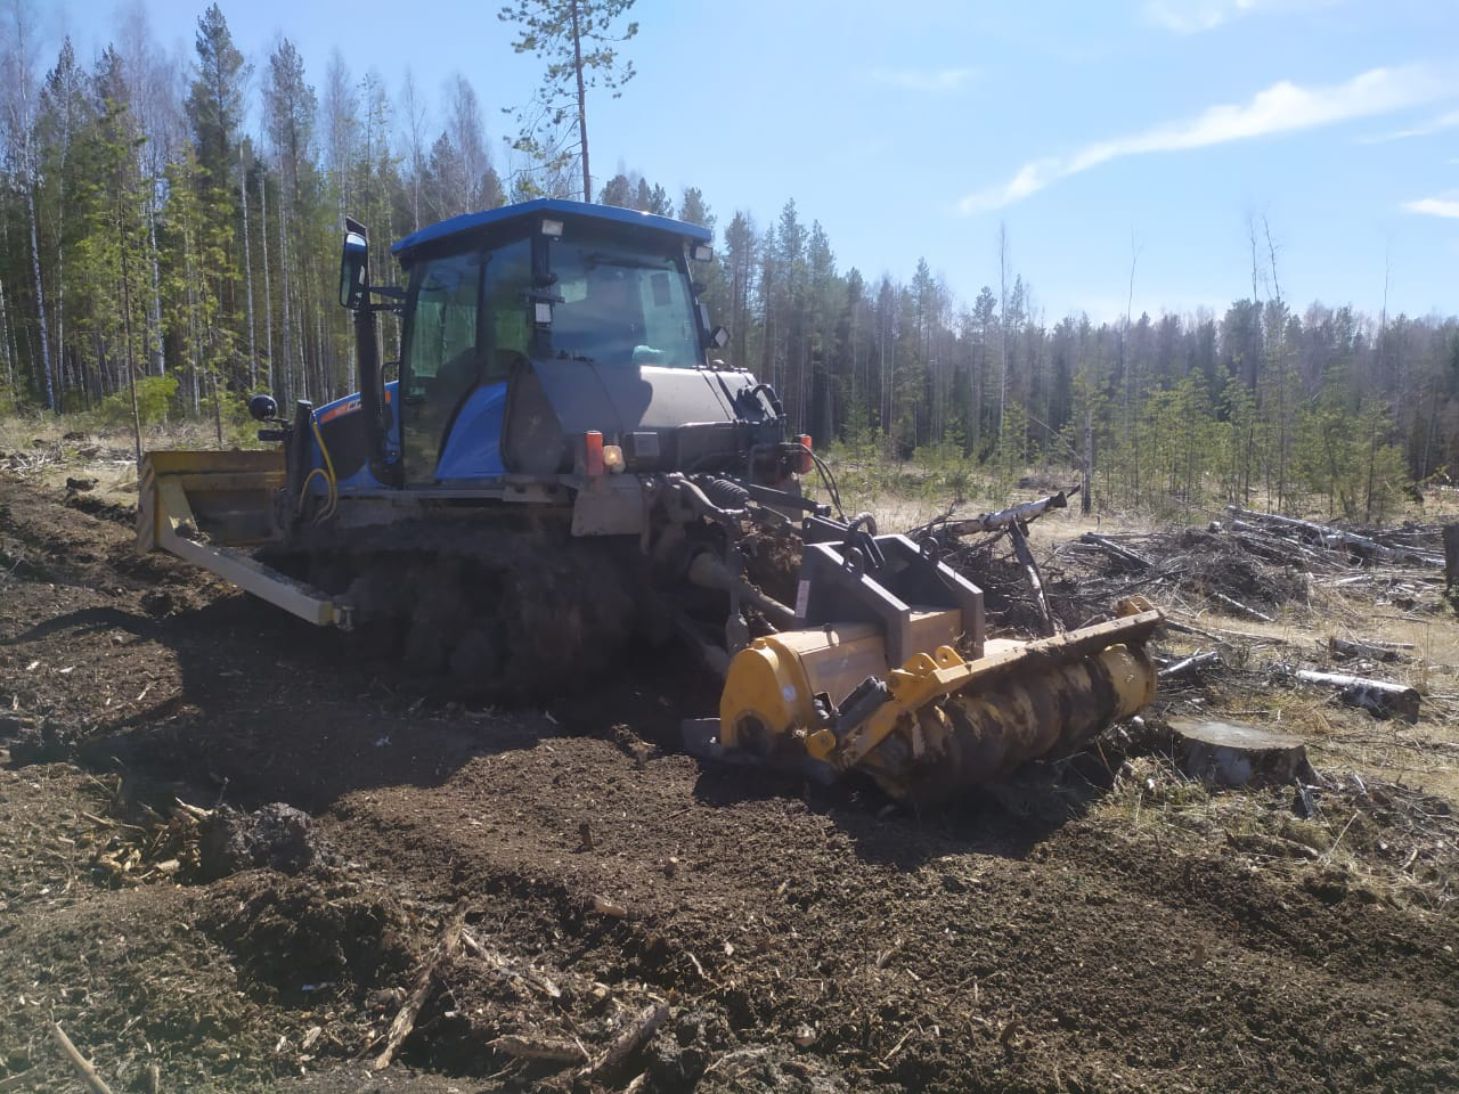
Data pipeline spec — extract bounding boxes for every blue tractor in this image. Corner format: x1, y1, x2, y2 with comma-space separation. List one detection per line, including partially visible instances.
137, 199, 1160, 803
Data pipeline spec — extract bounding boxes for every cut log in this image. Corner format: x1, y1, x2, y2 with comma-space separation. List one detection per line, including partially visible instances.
1327, 636, 1405, 663
1077, 532, 1151, 570
1172, 719, 1312, 787
1294, 669, 1421, 722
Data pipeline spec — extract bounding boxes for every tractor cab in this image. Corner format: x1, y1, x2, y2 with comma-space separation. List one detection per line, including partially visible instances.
303, 199, 766, 500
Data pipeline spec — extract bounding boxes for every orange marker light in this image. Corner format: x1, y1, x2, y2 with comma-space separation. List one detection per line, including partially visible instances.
584, 431, 605, 477
795, 434, 814, 475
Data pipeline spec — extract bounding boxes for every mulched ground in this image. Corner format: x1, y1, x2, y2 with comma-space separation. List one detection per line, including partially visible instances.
1, 474, 1456, 1092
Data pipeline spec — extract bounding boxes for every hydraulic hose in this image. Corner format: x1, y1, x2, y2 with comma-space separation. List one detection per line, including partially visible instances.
297, 415, 339, 522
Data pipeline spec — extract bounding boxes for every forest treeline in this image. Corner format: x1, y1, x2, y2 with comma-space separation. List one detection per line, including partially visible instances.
1, 2, 1456, 519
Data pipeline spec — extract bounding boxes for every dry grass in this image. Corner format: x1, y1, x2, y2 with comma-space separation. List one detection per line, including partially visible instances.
0, 416, 239, 506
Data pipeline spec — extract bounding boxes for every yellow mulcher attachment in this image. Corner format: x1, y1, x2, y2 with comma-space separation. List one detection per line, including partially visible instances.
137, 450, 353, 629
696, 529, 1162, 804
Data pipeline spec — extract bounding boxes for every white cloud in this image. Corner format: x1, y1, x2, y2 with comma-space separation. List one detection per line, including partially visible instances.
869, 67, 978, 93
959, 64, 1455, 214
1403, 196, 1459, 219
1359, 107, 1459, 143
1143, 0, 1331, 33
1144, 0, 1262, 33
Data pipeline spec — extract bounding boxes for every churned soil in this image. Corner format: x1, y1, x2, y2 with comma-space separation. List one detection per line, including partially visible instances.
0, 473, 1456, 1092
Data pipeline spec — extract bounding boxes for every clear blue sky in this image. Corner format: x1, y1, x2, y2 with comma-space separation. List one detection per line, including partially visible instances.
61, 0, 1459, 321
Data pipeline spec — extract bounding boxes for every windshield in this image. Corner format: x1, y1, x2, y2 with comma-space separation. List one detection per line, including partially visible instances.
549, 232, 701, 367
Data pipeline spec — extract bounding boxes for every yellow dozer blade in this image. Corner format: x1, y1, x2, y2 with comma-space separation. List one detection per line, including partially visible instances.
137, 450, 353, 628
716, 598, 1161, 804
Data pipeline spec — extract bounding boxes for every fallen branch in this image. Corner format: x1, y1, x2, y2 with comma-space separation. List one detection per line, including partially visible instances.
1078, 532, 1151, 570
1209, 591, 1273, 623
1163, 618, 1233, 645
919, 487, 1076, 538
577, 1001, 669, 1081
1168, 617, 1292, 646
489, 1034, 588, 1065
1159, 650, 1221, 681
51, 1024, 113, 1094
1009, 523, 1058, 636
1328, 636, 1405, 663
372, 907, 467, 1071
461, 928, 561, 1000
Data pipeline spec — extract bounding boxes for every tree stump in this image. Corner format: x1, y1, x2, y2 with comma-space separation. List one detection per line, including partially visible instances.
1444, 523, 1459, 589
1171, 719, 1312, 788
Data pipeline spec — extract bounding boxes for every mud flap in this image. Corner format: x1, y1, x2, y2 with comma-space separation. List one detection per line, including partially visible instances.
571, 475, 645, 537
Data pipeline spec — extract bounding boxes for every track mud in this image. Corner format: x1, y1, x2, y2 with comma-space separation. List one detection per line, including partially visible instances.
1, 474, 1457, 1091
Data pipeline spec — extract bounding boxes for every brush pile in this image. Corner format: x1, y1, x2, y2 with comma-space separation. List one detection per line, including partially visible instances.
908, 492, 1459, 726
1057, 506, 1450, 625
911, 489, 1450, 638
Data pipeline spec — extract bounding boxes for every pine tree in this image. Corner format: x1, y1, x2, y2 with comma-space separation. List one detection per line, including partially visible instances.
498, 0, 638, 200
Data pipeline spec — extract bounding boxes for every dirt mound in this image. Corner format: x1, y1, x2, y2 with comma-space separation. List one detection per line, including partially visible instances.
198, 802, 324, 880
195, 871, 421, 1006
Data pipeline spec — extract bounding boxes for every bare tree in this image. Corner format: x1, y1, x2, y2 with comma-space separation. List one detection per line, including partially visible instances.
258, 126, 272, 394
1120, 230, 1142, 497
446, 74, 490, 211
398, 67, 427, 231
117, 0, 174, 376
996, 222, 1009, 442
239, 142, 256, 386
322, 49, 357, 221
1262, 216, 1289, 510
1, 0, 53, 409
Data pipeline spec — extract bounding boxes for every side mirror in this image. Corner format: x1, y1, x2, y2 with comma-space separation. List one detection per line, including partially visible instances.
339, 228, 368, 310
710, 326, 730, 349
248, 394, 279, 422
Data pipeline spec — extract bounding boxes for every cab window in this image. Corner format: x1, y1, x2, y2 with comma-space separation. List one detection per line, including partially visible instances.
405, 251, 478, 394
481, 238, 532, 379
550, 234, 700, 367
